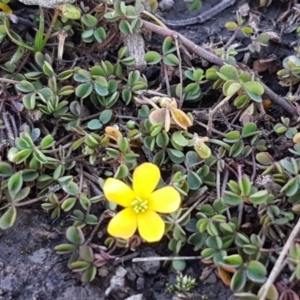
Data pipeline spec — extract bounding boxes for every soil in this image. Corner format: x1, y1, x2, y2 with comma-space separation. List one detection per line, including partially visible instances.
0, 0, 298, 299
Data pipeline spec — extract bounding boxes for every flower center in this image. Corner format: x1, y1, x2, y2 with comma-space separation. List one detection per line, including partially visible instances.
131, 197, 148, 214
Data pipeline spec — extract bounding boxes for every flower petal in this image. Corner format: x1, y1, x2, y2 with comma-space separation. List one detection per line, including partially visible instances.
148, 186, 181, 213
133, 163, 160, 199
137, 210, 165, 242
103, 178, 135, 207
107, 207, 137, 239
171, 108, 193, 130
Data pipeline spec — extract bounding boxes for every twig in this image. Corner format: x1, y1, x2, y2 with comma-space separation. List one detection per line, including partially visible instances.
141, 20, 297, 116
194, 120, 226, 137
44, 8, 60, 43
0, 78, 20, 84
163, 64, 171, 96
84, 210, 111, 245
13, 195, 48, 206
207, 96, 232, 136
113, 251, 141, 265
174, 37, 184, 107
258, 216, 300, 300
175, 186, 208, 224
132, 255, 202, 262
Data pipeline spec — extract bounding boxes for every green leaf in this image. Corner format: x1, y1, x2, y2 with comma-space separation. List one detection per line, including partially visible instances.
54, 243, 77, 254
222, 254, 243, 268
23, 93, 36, 110
0, 162, 14, 176
162, 36, 175, 54
234, 293, 258, 300
61, 197, 77, 212
8, 172, 23, 194
75, 83, 93, 98
256, 152, 273, 165
274, 123, 287, 134
61, 4, 81, 19
62, 181, 79, 196
239, 175, 251, 196
70, 261, 90, 272
163, 53, 179, 66
87, 119, 102, 130
43, 61, 54, 77
223, 191, 243, 206
114, 164, 129, 179
167, 148, 185, 164
225, 21, 238, 30
242, 122, 258, 137
172, 260, 186, 271
81, 267, 97, 283
257, 284, 278, 300
0, 207, 17, 229
81, 14, 98, 27
16, 80, 35, 93
224, 131, 240, 143
99, 109, 113, 124
21, 169, 39, 181
40, 134, 55, 149
119, 20, 132, 35
224, 82, 241, 97
230, 268, 246, 292
66, 226, 85, 245
249, 190, 268, 204
256, 32, 270, 45
206, 236, 222, 249
246, 260, 267, 283
33, 149, 48, 164
79, 245, 94, 263
201, 248, 216, 260
11, 186, 31, 202
187, 171, 202, 190
281, 178, 299, 197
244, 81, 264, 102
218, 65, 239, 81
144, 51, 162, 64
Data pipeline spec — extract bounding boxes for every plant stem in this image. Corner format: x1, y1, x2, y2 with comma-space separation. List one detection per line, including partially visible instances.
44, 8, 60, 44
207, 96, 231, 136
14, 195, 48, 207
258, 216, 300, 300
0, 78, 20, 84
84, 210, 111, 245
141, 20, 297, 116
132, 255, 202, 262
175, 187, 208, 225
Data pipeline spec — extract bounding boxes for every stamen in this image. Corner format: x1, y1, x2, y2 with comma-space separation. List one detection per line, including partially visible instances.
131, 197, 148, 214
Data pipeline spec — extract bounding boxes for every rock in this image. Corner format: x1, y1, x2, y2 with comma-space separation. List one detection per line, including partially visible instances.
125, 294, 144, 300
205, 272, 217, 284
138, 248, 160, 275
17, 0, 75, 8
158, 0, 174, 11
126, 267, 137, 282
136, 277, 145, 291
105, 267, 129, 299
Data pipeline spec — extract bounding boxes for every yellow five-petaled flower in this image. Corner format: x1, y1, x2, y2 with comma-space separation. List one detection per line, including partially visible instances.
103, 163, 181, 242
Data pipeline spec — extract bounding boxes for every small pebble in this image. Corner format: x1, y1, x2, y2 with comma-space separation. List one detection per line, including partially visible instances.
158, 0, 174, 11
136, 277, 145, 290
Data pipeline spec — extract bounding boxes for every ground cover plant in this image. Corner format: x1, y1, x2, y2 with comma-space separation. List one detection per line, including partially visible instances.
1, 0, 300, 299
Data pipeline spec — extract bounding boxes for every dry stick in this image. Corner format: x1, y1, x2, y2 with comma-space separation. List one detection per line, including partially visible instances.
174, 37, 184, 107
258, 216, 300, 300
44, 8, 60, 43
141, 20, 297, 116
133, 255, 202, 263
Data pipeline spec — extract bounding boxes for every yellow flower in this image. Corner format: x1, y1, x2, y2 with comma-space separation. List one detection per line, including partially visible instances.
103, 163, 181, 242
